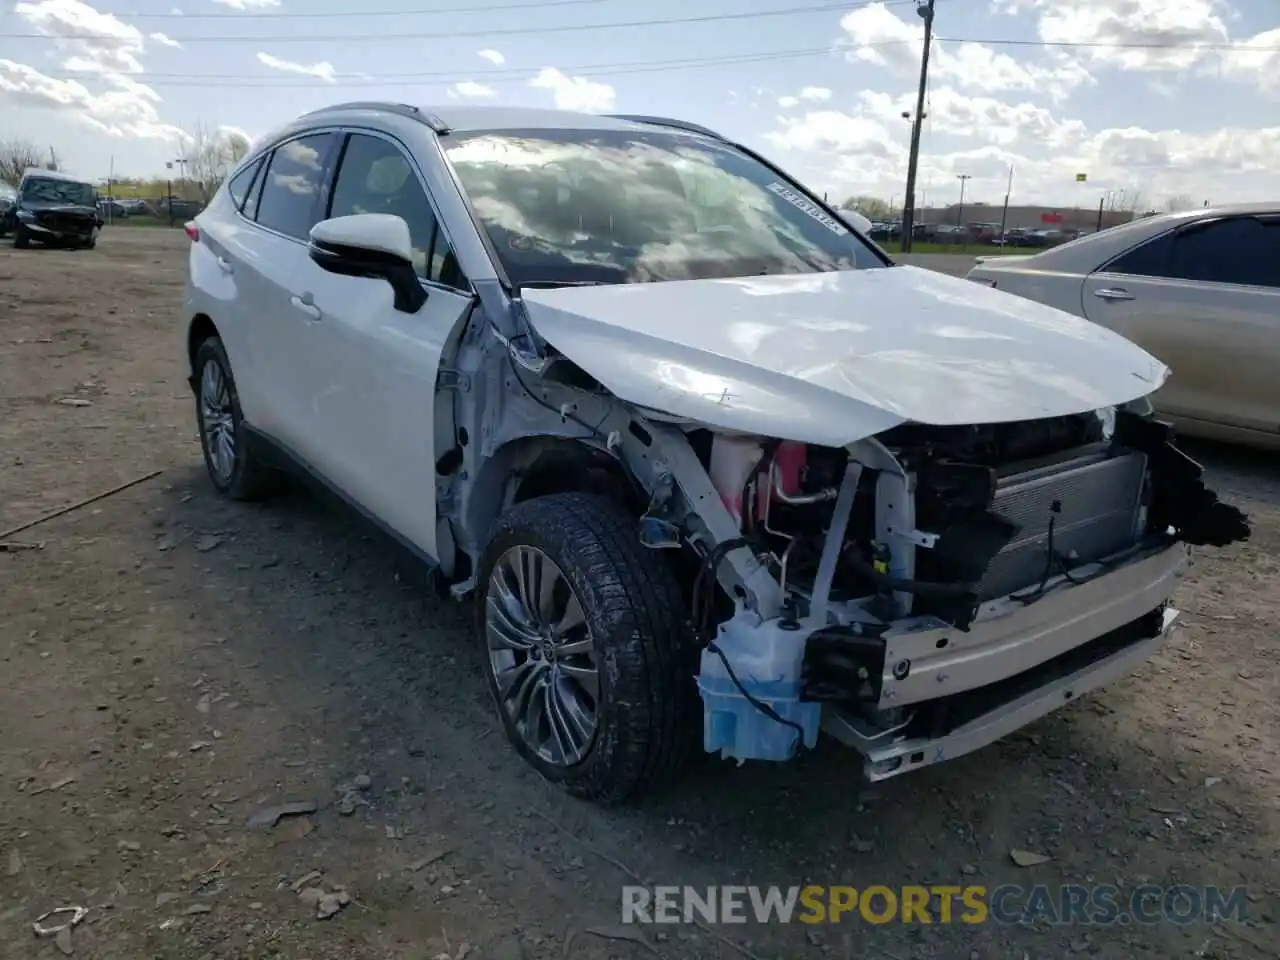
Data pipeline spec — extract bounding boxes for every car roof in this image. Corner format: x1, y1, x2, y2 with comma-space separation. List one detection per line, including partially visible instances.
983, 201, 1280, 274
296, 101, 723, 139
21, 167, 93, 184
430, 105, 688, 134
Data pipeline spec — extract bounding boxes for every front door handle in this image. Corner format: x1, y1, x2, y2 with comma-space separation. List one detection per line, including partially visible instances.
290, 293, 322, 321
216, 256, 233, 275
1093, 287, 1134, 301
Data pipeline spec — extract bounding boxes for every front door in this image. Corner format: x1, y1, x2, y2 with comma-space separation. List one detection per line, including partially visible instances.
292, 130, 474, 560
1082, 214, 1280, 435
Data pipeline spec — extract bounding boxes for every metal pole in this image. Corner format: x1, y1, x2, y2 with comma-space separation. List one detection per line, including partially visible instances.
955, 173, 970, 248
900, 0, 936, 254
997, 165, 1013, 246
1096, 195, 1104, 232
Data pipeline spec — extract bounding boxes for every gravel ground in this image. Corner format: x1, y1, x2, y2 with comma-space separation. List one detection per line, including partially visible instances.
1, 229, 1276, 960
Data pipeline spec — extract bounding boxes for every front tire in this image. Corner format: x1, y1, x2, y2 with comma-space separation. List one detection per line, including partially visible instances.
193, 336, 282, 501
13, 227, 30, 249
477, 493, 698, 805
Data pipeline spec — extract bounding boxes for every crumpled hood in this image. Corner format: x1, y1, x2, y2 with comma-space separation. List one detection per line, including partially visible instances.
520, 265, 1169, 447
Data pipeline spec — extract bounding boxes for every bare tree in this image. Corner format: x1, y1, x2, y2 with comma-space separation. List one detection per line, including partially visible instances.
1164, 194, 1195, 212
183, 121, 252, 202
841, 195, 892, 218
0, 137, 55, 185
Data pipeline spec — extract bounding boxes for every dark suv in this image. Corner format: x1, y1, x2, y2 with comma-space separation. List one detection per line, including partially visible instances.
5, 169, 103, 249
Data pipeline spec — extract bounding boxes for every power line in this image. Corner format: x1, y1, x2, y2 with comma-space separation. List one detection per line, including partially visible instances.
31, 45, 865, 85
4, 1, 888, 43
106, 0, 643, 17
937, 36, 1277, 51
20, 34, 1276, 90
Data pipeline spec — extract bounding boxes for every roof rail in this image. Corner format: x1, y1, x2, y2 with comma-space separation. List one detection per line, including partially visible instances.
300, 101, 451, 134
606, 114, 726, 141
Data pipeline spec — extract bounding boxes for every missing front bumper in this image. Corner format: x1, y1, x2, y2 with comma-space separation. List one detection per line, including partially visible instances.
822, 605, 1178, 782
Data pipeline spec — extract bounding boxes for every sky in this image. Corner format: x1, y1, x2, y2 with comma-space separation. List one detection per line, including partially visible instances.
1, 0, 1278, 209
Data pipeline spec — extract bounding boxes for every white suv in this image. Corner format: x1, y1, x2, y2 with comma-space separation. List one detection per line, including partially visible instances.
182, 103, 1248, 805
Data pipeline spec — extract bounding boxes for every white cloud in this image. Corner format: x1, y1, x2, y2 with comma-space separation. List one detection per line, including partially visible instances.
0, 57, 184, 140
1017, 0, 1230, 71
477, 48, 505, 65
528, 67, 616, 112
762, 94, 1280, 209
861, 87, 1088, 149
799, 86, 832, 102
256, 52, 337, 83
839, 2, 1094, 102
212, 0, 280, 8
452, 80, 497, 99
148, 32, 182, 49
778, 95, 799, 108
1223, 27, 1280, 99
15, 0, 148, 75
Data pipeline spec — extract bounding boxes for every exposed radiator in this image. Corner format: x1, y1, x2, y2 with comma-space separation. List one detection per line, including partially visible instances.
978, 446, 1147, 600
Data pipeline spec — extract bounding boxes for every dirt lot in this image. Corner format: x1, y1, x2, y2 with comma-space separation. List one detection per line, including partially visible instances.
1, 228, 1277, 960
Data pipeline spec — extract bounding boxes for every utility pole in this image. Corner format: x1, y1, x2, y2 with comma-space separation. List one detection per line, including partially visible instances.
900, 0, 936, 254
956, 174, 971, 246
997, 165, 1013, 246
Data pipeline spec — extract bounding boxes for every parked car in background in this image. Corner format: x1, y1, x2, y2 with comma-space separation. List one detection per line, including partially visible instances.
0, 182, 15, 237
966, 203, 1280, 448
98, 197, 129, 219
5, 168, 103, 249
181, 102, 1246, 804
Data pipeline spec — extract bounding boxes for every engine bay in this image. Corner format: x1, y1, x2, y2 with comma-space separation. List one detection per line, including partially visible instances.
687, 408, 1251, 764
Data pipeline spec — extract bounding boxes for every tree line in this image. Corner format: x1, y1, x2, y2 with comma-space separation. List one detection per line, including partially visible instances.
1, 123, 249, 204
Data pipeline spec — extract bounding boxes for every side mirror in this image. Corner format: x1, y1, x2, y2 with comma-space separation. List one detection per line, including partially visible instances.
308, 213, 427, 313
843, 210, 872, 234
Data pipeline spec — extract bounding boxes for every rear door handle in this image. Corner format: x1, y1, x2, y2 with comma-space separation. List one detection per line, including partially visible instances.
290, 293, 322, 321
1093, 287, 1134, 301
216, 256, 233, 275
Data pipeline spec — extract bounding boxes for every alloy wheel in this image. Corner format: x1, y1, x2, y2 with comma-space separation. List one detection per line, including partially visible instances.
199, 358, 236, 484
485, 545, 600, 766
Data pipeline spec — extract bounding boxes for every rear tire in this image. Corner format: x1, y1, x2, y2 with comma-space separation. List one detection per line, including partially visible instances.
193, 336, 283, 501
476, 493, 699, 805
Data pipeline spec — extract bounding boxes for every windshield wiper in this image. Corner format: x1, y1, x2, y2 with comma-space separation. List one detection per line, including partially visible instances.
517, 280, 614, 289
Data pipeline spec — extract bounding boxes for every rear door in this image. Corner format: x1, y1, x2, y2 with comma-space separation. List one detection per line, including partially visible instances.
228, 130, 341, 456
1081, 214, 1280, 434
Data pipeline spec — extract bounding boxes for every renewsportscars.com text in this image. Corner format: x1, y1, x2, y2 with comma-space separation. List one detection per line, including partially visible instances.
621, 884, 1251, 926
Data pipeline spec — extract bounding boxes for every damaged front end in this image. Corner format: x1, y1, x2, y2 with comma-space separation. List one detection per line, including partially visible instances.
676, 406, 1249, 779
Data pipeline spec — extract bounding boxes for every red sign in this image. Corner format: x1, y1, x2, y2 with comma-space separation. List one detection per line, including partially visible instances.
1041, 211, 1064, 224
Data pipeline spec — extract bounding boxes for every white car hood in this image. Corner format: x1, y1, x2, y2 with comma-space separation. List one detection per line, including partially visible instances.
521, 265, 1169, 447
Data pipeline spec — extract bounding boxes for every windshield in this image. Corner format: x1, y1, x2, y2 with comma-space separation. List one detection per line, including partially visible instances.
21, 177, 96, 206
443, 128, 886, 286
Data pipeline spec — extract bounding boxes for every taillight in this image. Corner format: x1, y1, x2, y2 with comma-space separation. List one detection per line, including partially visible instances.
184, 221, 199, 242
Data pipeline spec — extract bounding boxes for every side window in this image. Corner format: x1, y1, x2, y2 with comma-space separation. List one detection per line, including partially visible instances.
1105, 233, 1173, 277
1167, 217, 1279, 288
226, 156, 263, 212
328, 132, 467, 289
243, 155, 267, 219
254, 132, 334, 240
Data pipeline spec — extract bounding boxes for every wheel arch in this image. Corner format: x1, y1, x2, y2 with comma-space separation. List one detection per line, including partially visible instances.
456, 435, 645, 565
186, 313, 219, 388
